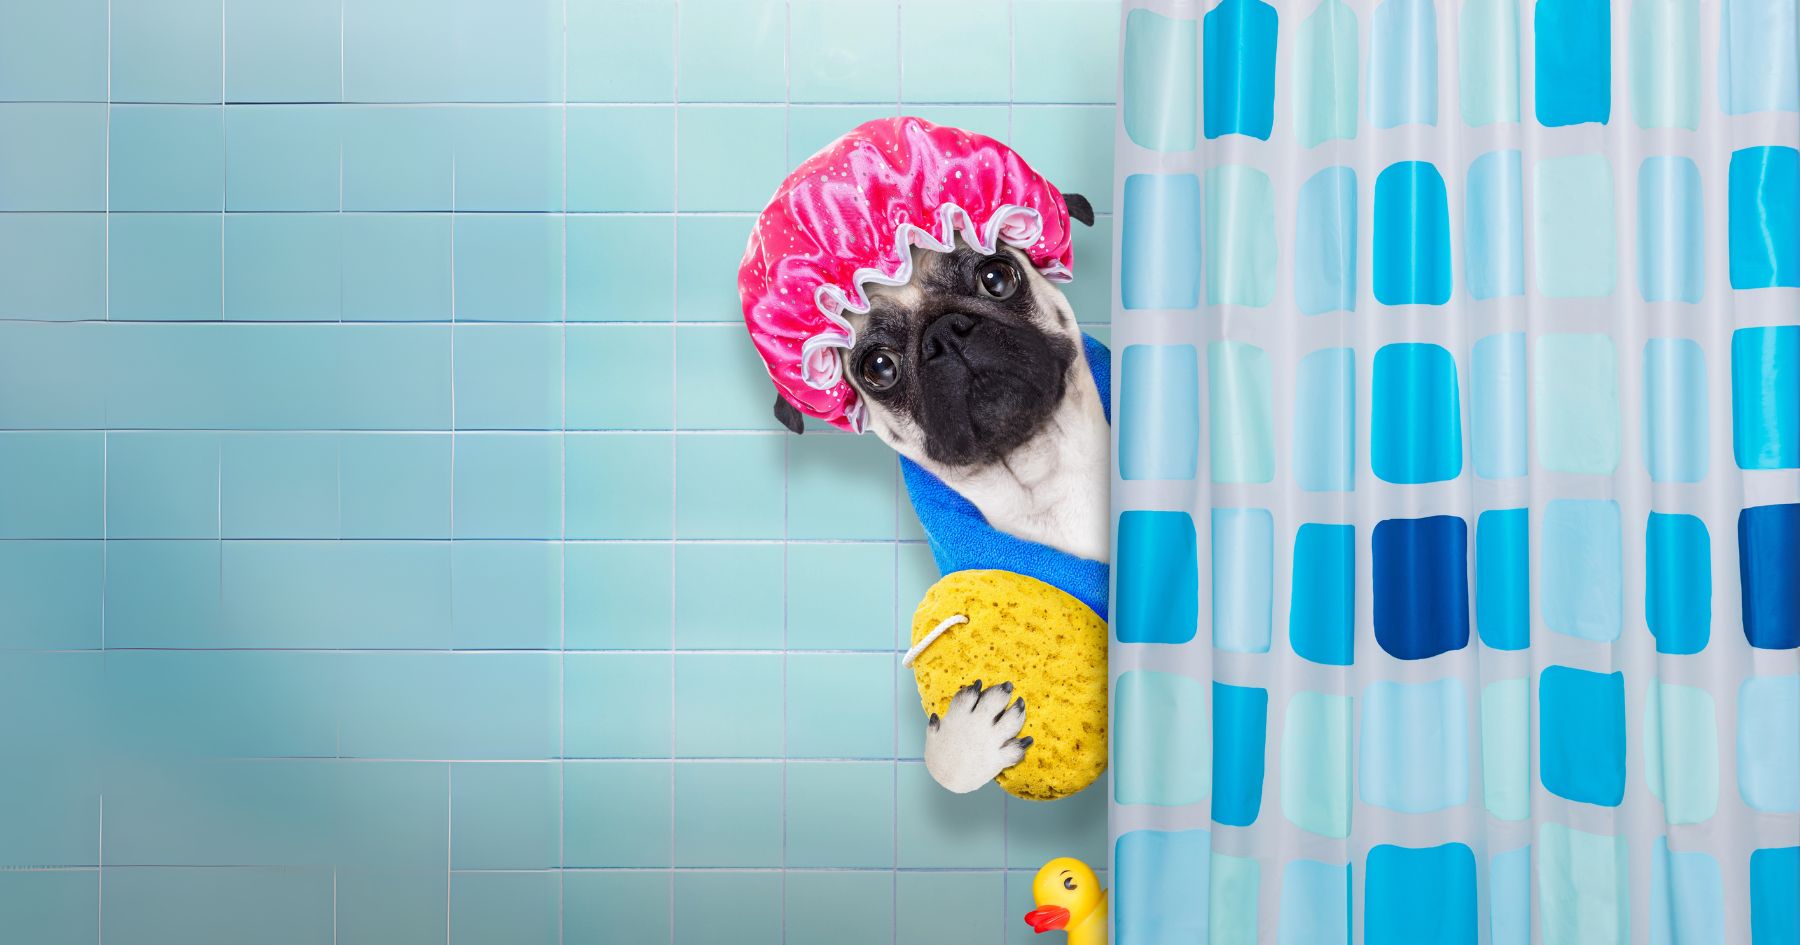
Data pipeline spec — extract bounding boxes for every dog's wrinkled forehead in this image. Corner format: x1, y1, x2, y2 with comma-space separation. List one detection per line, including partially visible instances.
856, 242, 1067, 328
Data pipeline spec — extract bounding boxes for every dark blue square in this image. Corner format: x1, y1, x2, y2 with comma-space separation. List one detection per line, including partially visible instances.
1115, 510, 1198, 644
1365, 843, 1477, 945
1740, 503, 1799, 650
1211, 682, 1267, 828
1290, 523, 1354, 665
1539, 665, 1627, 807
1373, 515, 1471, 660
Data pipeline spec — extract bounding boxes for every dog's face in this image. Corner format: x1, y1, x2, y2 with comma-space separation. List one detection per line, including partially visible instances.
840, 242, 1085, 470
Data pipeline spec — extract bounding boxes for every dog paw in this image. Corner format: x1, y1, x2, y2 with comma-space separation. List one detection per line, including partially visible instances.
922, 680, 1031, 794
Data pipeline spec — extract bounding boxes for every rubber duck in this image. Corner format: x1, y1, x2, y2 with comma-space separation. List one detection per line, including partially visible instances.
1023, 857, 1108, 945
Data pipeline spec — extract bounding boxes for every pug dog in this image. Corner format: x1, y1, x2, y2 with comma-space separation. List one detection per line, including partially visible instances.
771, 196, 1107, 792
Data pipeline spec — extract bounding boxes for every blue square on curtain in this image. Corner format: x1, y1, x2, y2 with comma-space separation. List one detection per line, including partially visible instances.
1465, 150, 1525, 300
1372, 343, 1463, 484
1751, 846, 1800, 944
1729, 147, 1800, 289
1731, 326, 1799, 470
1212, 508, 1273, 653
1121, 174, 1203, 309
1650, 838, 1724, 945
1278, 859, 1349, 945
1294, 166, 1357, 315
1534, 0, 1611, 126
1115, 829, 1211, 944
1739, 503, 1800, 649
1115, 511, 1198, 644
1372, 515, 1470, 660
1202, 0, 1278, 140
1365, 843, 1478, 945
1476, 508, 1529, 651
1290, 523, 1354, 665
1539, 665, 1627, 807
1373, 161, 1453, 306
1638, 156, 1705, 303
1293, 347, 1356, 491
1646, 512, 1711, 655
1211, 682, 1267, 827
1119, 344, 1200, 480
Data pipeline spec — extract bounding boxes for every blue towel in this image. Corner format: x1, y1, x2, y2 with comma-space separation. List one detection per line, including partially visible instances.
900, 334, 1111, 620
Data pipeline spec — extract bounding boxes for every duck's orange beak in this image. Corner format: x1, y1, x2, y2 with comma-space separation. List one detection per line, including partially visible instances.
1023, 905, 1071, 933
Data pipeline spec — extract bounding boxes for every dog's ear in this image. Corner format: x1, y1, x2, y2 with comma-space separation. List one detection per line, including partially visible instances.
772, 393, 806, 435
1063, 193, 1095, 227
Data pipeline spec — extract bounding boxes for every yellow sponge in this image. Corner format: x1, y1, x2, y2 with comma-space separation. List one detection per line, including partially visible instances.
908, 569, 1108, 801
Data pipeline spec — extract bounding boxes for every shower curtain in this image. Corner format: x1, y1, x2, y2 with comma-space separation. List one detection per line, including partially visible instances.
1105, 1, 1799, 943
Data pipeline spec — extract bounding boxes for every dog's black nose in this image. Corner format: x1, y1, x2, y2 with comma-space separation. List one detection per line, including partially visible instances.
921, 312, 978, 361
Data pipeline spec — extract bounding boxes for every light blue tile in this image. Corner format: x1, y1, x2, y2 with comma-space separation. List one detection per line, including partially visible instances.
566, 325, 674, 429
453, 106, 562, 212
452, 434, 560, 539
224, 0, 339, 102
1011, 105, 1117, 212
676, 325, 782, 430
339, 434, 451, 539
450, 764, 560, 869
565, 654, 672, 757
788, 653, 894, 758
0, 104, 106, 211
224, 214, 341, 321
111, 0, 222, 103
1015, 0, 1121, 103
1066, 216, 1114, 321
0, 870, 95, 945
0, 433, 102, 538
451, 542, 561, 649
341, 214, 452, 321
108, 213, 222, 320
674, 872, 781, 945
332, 541, 452, 647
897, 763, 1005, 867
445, 0, 562, 101
221, 433, 339, 538
110, 105, 225, 211
107, 433, 218, 538
565, 543, 673, 649
338, 652, 560, 759
673, 762, 783, 866
567, 106, 675, 211
787, 543, 895, 649
343, 0, 560, 103
897, 871, 1005, 945
0, 213, 105, 319
675, 106, 788, 211
904, 104, 1012, 141
340, 106, 454, 211
564, 762, 671, 866
673, 215, 755, 322
675, 434, 786, 538
791, 0, 900, 103
674, 654, 783, 758
673, 543, 784, 649
565, 874, 669, 944
102, 651, 337, 756
337, 325, 455, 430
0, 540, 101, 649
567, 0, 675, 102
788, 873, 893, 945
218, 540, 342, 646
789, 104, 901, 159
902, 0, 1011, 101
679, 0, 786, 102
568, 215, 675, 321
102, 867, 331, 945
103, 540, 224, 647
565, 434, 673, 539
1006, 776, 1109, 867
454, 325, 563, 430
0, 0, 106, 101
786, 762, 895, 867
336, 870, 446, 945
449, 872, 558, 945
224, 106, 340, 210
0, 322, 107, 430
453, 214, 562, 322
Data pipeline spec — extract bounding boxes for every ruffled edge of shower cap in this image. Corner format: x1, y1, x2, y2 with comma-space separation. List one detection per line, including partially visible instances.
738, 116, 1075, 433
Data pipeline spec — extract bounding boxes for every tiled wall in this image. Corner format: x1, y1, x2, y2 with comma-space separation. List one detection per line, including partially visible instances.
0, 1, 1117, 942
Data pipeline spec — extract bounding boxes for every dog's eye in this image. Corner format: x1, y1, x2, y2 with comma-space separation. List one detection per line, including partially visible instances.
859, 346, 901, 392
1063, 878, 1077, 891
976, 258, 1020, 299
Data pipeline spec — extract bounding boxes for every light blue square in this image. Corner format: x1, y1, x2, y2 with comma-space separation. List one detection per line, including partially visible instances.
338, 652, 559, 759
565, 763, 671, 865
0, 213, 104, 320
0, 870, 95, 945
340, 0, 455, 100
339, 434, 450, 539
1121, 174, 1203, 309
220, 433, 338, 539
332, 542, 452, 648
902, 105, 1010, 142
453, 214, 562, 322
441, 0, 562, 103
1279, 859, 1349, 945
787, 873, 892, 945
1113, 670, 1210, 806
450, 763, 559, 869
566, 543, 672, 649
568, 216, 675, 321
1005, 781, 1108, 869
675, 106, 788, 212
450, 542, 561, 650
1651, 837, 1724, 945
224, 0, 339, 102
0, 540, 102, 649
0, 433, 102, 539
566, 874, 668, 943
0, 0, 107, 101
452, 106, 562, 212
1212, 507, 1273, 653
450, 872, 558, 945
787, 433, 898, 540
1539, 665, 1627, 806
1533, 154, 1617, 298
1638, 156, 1705, 302
103, 541, 223, 646
1466, 149, 1525, 299
788, 654, 893, 758
0, 104, 106, 211
1295, 166, 1358, 314
1122, 9, 1199, 151
340, 333, 453, 430
675, 873, 782, 945
1535, 333, 1622, 474
788, 104, 900, 161
896, 872, 1005, 945
675, 435, 785, 539
223, 214, 341, 320
1491, 845, 1531, 945
678, 0, 785, 102
109, 105, 225, 211
102, 867, 332, 945
1115, 829, 1211, 944
1541, 499, 1623, 641
1472, 332, 1527, 478
787, 543, 895, 650
674, 543, 783, 649
454, 325, 562, 430
1720, 0, 1799, 115
1643, 338, 1709, 482
111, 213, 222, 316
1737, 675, 1800, 812
568, 106, 675, 211
111, 0, 222, 103
1015, 0, 1120, 103
340, 106, 454, 210
896, 763, 1005, 867
674, 215, 755, 322
790, 0, 900, 103
1119, 344, 1200, 479
901, 0, 1010, 102
341, 214, 453, 321
785, 762, 895, 867
218, 542, 340, 646
1294, 347, 1355, 491
566, 325, 673, 430
674, 654, 783, 758
676, 325, 782, 430
452, 433, 561, 539
104, 433, 217, 539
565, 434, 672, 539
567, 0, 675, 102
224, 105, 339, 210
564, 654, 671, 756
1066, 216, 1115, 321
673, 762, 783, 866
1012, 106, 1117, 213
1360, 678, 1470, 813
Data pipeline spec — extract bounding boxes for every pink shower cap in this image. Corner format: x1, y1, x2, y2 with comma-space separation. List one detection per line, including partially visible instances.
739, 116, 1076, 432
